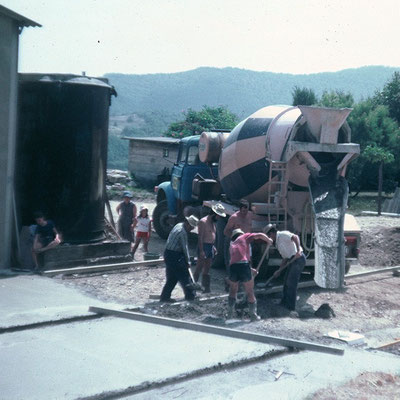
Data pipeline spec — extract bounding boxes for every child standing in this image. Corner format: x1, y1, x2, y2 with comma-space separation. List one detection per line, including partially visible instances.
131, 206, 152, 258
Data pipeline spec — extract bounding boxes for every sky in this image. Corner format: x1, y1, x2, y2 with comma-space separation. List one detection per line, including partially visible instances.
3, 0, 400, 77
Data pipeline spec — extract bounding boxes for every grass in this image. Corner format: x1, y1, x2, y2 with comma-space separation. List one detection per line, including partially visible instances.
347, 192, 393, 215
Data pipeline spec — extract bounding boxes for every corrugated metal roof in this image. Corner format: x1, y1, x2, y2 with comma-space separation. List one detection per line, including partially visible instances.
0, 5, 41, 28
122, 136, 180, 144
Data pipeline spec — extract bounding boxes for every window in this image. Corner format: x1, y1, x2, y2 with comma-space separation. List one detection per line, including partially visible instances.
179, 146, 187, 163
187, 146, 200, 165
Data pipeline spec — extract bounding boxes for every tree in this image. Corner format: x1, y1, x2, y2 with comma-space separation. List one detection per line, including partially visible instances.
318, 90, 354, 108
164, 106, 238, 138
364, 145, 395, 215
292, 86, 317, 106
347, 101, 399, 205
376, 71, 400, 124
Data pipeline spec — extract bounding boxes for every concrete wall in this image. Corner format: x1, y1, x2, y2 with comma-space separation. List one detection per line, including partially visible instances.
0, 15, 19, 268
128, 140, 179, 187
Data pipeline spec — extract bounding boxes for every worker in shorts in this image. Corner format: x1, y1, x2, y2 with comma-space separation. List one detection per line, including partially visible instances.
227, 228, 272, 321
160, 216, 199, 302
194, 203, 226, 293
223, 200, 253, 267
131, 206, 151, 259
32, 211, 62, 269
265, 224, 306, 312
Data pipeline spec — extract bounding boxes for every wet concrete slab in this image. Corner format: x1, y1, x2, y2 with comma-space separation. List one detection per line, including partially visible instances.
0, 316, 280, 400
131, 347, 400, 399
0, 274, 129, 329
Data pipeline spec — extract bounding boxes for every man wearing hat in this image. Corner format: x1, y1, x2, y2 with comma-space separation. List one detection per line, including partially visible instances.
194, 203, 226, 293
264, 224, 306, 312
160, 215, 199, 302
116, 191, 137, 251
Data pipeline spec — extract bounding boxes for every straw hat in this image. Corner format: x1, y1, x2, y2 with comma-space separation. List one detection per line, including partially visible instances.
185, 215, 199, 228
211, 203, 226, 217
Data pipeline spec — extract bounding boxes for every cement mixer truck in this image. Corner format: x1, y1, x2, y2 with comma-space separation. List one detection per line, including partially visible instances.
153, 105, 361, 289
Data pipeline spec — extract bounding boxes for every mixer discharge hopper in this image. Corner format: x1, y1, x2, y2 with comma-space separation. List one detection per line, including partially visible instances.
288, 106, 358, 288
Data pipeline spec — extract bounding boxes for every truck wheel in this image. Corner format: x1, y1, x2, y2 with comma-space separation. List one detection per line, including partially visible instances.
153, 200, 173, 239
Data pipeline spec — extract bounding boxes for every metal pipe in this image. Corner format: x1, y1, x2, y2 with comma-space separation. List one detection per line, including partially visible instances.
345, 266, 400, 279
42, 258, 164, 276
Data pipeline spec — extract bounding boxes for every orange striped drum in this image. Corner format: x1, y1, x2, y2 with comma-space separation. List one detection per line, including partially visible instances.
218, 106, 302, 202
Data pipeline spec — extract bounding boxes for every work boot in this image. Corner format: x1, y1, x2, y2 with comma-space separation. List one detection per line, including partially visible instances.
202, 274, 211, 293
249, 301, 261, 321
193, 270, 200, 282
227, 297, 236, 319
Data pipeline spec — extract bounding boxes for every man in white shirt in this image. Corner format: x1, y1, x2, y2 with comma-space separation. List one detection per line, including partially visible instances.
265, 224, 306, 311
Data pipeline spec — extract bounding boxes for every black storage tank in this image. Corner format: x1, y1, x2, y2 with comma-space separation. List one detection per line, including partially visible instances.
15, 74, 116, 243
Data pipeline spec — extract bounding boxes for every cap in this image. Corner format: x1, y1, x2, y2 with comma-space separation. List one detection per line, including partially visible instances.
263, 223, 276, 235
123, 191, 133, 198
231, 228, 244, 239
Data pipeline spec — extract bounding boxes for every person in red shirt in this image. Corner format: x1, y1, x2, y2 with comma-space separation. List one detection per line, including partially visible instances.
227, 229, 272, 321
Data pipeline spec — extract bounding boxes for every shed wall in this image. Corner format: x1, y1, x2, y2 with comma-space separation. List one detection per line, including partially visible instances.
128, 141, 178, 186
0, 15, 19, 268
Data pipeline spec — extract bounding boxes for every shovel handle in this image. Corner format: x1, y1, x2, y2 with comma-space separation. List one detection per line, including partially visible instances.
255, 244, 271, 273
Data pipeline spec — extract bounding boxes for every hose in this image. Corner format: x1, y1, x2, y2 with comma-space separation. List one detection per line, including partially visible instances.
301, 201, 315, 257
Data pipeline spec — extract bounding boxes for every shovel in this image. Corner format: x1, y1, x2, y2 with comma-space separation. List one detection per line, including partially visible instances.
252, 244, 271, 277
186, 267, 203, 291
256, 255, 298, 288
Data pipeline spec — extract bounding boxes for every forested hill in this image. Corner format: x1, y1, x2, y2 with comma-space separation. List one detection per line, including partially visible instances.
106, 66, 399, 118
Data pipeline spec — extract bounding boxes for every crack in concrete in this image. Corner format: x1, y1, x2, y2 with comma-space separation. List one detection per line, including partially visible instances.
76, 348, 288, 400
0, 314, 102, 334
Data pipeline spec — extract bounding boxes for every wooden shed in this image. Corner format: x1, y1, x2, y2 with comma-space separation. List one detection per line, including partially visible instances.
0, 5, 40, 268
123, 136, 180, 187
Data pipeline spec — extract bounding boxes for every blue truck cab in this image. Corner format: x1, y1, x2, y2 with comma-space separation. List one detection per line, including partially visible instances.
153, 135, 218, 238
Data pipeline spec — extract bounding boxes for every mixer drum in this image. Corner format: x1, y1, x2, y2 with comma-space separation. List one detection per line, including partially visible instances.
218, 106, 300, 202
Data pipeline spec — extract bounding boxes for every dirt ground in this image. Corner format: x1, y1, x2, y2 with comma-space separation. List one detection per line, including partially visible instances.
61, 211, 400, 340
357, 216, 400, 266
59, 209, 400, 397
311, 372, 400, 399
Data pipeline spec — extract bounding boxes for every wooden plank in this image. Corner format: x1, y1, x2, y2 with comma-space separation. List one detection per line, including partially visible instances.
374, 338, 400, 350
361, 211, 400, 218
89, 306, 344, 355
104, 193, 116, 229
42, 258, 164, 276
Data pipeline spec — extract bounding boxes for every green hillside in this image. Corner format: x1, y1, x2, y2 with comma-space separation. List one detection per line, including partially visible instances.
106, 65, 399, 118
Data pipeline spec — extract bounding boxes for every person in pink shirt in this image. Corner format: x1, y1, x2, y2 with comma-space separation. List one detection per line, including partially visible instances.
227, 229, 272, 321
